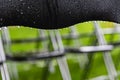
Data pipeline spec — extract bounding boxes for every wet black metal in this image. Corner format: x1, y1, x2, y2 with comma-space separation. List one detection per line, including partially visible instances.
0, 0, 120, 29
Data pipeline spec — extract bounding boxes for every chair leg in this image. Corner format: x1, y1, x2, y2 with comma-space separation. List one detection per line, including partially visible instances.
1, 27, 19, 80
93, 21, 117, 80
0, 35, 10, 80
57, 57, 71, 80
49, 30, 71, 80
38, 29, 55, 73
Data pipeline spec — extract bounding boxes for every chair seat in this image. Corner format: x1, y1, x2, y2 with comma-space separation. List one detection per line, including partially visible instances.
0, 0, 119, 29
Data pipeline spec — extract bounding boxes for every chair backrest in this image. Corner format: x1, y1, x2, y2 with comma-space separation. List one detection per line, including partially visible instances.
0, 0, 119, 29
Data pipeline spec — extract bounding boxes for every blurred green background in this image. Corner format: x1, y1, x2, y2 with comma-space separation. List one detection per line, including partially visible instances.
0, 21, 120, 80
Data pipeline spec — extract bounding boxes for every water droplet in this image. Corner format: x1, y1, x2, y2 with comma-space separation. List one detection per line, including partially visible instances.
20, 12, 24, 14
16, 9, 20, 12
33, 21, 36, 24
0, 18, 3, 21
22, 3, 26, 5
4, 27, 7, 30
37, 15, 40, 17
68, 11, 72, 15
27, 6, 30, 9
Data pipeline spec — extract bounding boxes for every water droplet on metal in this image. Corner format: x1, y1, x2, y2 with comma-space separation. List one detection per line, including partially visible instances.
16, 9, 20, 12
4, 27, 7, 30
33, 21, 36, 24
22, 3, 26, 5
0, 18, 3, 21
27, 6, 30, 9
20, 12, 24, 14
68, 11, 72, 15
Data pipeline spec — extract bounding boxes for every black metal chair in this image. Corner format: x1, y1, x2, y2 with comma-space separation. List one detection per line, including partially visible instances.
0, 0, 120, 80
0, 0, 120, 29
